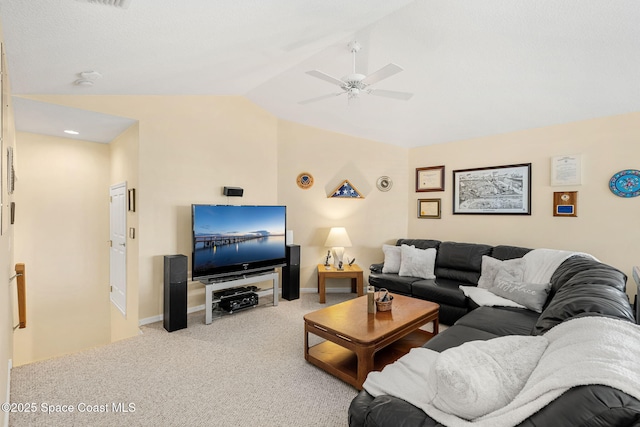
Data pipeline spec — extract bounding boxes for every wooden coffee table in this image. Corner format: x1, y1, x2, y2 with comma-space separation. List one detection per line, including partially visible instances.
304, 294, 439, 390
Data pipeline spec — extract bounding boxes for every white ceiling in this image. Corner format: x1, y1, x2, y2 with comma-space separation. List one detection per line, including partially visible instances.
0, 0, 639, 147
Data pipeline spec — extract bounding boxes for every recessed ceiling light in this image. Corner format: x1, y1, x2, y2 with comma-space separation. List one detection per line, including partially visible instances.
64, 130, 80, 135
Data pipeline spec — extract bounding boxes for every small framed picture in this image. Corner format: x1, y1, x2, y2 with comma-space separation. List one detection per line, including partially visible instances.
416, 165, 445, 192
418, 198, 441, 219
553, 191, 577, 217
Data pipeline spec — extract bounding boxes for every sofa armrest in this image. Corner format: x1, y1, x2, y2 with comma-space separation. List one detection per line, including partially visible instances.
515, 385, 640, 427
370, 263, 384, 274
349, 391, 439, 427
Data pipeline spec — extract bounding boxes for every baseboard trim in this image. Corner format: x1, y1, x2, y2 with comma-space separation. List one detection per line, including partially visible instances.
311, 287, 353, 294
139, 288, 352, 326
139, 314, 162, 326
300, 287, 355, 295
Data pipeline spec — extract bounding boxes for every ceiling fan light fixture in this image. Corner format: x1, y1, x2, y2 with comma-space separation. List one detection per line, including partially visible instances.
301, 40, 414, 105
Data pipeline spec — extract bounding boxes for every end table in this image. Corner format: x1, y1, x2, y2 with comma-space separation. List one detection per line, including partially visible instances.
316, 264, 364, 303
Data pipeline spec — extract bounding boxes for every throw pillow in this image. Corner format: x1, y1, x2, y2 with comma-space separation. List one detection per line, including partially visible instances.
398, 245, 436, 279
477, 256, 524, 289
489, 269, 551, 313
381, 244, 402, 274
425, 335, 548, 420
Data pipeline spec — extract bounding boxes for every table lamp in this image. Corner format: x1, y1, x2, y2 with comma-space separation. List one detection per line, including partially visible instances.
325, 227, 352, 270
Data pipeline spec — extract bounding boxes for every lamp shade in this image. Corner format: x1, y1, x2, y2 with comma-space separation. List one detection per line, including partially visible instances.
324, 227, 352, 248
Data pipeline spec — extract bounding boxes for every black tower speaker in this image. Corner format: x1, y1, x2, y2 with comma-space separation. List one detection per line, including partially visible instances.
164, 254, 188, 332
282, 244, 300, 301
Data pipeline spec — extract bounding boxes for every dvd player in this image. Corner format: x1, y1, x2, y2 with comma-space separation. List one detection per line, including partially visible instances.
219, 292, 259, 313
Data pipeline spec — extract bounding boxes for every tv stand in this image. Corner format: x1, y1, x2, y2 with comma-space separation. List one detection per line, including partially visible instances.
201, 270, 279, 324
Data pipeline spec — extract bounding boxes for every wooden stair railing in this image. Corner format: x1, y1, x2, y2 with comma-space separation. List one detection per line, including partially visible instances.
12, 263, 26, 329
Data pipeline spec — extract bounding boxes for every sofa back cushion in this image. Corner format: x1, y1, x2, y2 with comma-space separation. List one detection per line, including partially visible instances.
435, 241, 493, 285
396, 239, 441, 250
533, 256, 635, 335
491, 245, 532, 261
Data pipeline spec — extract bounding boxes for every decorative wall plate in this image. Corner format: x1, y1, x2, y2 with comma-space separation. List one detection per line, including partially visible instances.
296, 172, 314, 189
609, 169, 640, 197
376, 176, 393, 192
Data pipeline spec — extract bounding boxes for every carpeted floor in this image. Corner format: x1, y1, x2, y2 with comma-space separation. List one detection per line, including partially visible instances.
8, 293, 360, 427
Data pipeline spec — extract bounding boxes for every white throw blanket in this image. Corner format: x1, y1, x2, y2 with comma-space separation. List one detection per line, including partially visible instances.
459, 286, 526, 309
363, 316, 640, 427
521, 248, 596, 284
461, 248, 596, 309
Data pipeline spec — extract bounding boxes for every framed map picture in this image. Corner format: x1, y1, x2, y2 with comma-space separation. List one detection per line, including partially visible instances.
453, 163, 531, 215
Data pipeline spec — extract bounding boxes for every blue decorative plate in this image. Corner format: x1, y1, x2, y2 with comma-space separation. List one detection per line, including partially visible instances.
609, 169, 640, 197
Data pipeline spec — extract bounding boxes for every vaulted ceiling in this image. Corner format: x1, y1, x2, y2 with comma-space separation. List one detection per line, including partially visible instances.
1, 0, 638, 146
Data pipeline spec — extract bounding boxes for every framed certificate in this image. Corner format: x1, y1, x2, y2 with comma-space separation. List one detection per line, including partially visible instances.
416, 165, 445, 192
418, 198, 441, 219
551, 154, 581, 186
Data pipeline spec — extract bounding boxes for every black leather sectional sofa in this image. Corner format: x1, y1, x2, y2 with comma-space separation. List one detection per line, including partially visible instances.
350, 239, 640, 427
369, 239, 531, 325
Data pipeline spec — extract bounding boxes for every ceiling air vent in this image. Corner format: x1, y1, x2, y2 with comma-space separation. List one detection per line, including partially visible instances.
81, 0, 132, 8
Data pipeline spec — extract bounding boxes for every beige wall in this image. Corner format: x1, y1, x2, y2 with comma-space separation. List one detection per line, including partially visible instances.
133, 96, 279, 317
408, 112, 640, 299
23, 95, 281, 319
109, 123, 140, 341
277, 120, 408, 290
15, 95, 408, 320
0, 58, 16, 425
13, 132, 111, 365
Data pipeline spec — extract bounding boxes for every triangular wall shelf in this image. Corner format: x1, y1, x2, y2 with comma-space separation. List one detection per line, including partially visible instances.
329, 179, 364, 199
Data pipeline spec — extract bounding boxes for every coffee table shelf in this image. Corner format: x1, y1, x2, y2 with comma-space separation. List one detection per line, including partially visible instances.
304, 294, 439, 390
307, 328, 435, 386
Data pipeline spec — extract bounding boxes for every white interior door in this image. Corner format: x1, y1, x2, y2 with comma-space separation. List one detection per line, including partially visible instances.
110, 182, 127, 316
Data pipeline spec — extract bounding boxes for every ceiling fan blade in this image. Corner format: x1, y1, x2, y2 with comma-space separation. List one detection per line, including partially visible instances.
298, 92, 345, 105
361, 63, 404, 86
305, 70, 346, 87
368, 89, 414, 101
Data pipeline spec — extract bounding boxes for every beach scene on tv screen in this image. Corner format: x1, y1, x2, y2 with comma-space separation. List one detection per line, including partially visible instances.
193, 205, 286, 271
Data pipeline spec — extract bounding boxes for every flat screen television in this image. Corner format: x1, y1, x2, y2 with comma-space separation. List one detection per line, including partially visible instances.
191, 204, 287, 282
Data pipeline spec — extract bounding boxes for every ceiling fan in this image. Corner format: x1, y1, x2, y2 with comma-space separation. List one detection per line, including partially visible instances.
300, 41, 414, 105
